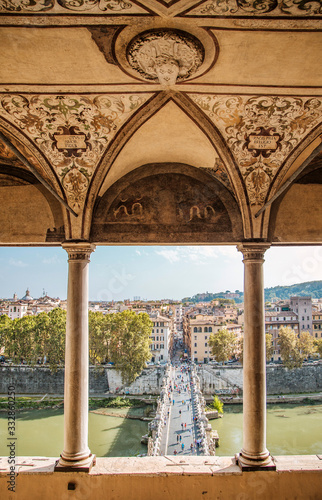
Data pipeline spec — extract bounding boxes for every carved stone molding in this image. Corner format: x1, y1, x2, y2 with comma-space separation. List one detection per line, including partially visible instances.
237, 242, 270, 262
62, 242, 96, 261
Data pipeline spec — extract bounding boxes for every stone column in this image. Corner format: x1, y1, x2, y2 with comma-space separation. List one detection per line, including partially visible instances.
237, 243, 275, 470
56, 242, 95, 471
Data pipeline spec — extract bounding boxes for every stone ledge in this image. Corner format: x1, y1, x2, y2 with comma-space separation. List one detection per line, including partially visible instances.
1, 455, 322, 475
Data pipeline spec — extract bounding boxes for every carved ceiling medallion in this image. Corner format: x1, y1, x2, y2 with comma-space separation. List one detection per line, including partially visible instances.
127, 30, 205, 85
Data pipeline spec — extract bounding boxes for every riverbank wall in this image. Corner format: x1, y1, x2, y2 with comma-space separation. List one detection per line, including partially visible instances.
1, 363, 321, 396
0, 365, 166, 395
198, 363, 322, 395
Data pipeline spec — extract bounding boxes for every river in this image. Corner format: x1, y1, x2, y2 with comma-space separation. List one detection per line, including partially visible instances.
212, 403, 322, 456
0, 404, 321, 457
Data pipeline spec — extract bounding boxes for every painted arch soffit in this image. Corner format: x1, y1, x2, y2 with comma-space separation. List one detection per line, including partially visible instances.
183, 0, 322, 17
2, 0, 322, 16
0, 119, 61, 193
0, 93, 154, 214
189, 94, 322, 208
0, 0, 151, 15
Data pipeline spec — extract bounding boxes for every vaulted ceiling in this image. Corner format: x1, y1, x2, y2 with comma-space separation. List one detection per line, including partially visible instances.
0, 0, 321, 245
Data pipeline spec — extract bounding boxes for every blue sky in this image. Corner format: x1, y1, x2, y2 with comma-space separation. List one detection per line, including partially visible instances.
0, 245, 322, 301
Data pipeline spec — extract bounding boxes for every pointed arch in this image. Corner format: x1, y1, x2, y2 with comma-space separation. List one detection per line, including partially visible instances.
84, 90, 250, 240
263, 124, 322, 241
0, 118, 70, 240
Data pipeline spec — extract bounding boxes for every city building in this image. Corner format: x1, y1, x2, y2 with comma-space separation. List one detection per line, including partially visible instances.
265, 310, 299, 362
8, 302, 28, 320
149, 313, 173, 364
313, 311, 322, 339
186, 314, 242, 363
290, 296, 313, 333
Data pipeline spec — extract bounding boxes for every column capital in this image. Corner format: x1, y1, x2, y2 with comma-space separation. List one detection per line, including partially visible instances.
237, 242, 270, 262
62, 242, 96, 262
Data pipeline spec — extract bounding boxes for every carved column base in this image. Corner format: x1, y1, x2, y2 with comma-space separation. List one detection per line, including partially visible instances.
237, 451, 276, 471
55, 454, 96, 473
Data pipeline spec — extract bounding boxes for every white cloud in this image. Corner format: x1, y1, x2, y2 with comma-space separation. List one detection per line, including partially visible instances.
9, 258, 28, 268
155, 248, 181, 264
154, 246, 236, 265
42, 255, 62, 265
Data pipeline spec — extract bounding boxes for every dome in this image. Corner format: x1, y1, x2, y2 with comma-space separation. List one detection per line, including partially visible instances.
22, 288, 33, 301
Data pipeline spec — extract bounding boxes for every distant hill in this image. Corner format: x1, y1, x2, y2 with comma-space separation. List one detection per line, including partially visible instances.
182, 281, 322, 304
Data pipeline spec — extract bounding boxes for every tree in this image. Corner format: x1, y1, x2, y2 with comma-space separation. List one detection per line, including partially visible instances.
236, 336, 243, 365
211, 395, 224, 414
314, 338, 322, 358
89, 311, 111, 365
9, 315, 36, 364
44, 308, 66, 371
298, 331, 315, 360
266, 333, 274, 362
278, 326, 303, 369
0, 314, 11, 355
109, 311, 152, 385
234, 334, 272, 365
208, 328, 236, 363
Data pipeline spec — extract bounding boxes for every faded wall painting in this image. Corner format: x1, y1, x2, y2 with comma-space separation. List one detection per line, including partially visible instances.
91, 166, 242, 243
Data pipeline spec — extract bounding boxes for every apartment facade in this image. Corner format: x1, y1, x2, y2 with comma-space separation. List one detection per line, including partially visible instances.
187, 314, 242, 363
149, 313, 172, 364
265, 310, 299, 361
290, 296, 312, 333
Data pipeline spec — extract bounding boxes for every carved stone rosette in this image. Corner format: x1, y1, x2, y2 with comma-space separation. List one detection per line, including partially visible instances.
62, 242, 96, 262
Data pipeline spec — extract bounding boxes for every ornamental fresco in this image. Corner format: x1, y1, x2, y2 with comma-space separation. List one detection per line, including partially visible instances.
0, 93, 152, 210
188, 94, 322, 205
0, 0, 147, 14
186, 0, 322, 16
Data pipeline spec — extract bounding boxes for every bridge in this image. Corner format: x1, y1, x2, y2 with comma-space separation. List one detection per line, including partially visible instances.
148, 357, 217, 456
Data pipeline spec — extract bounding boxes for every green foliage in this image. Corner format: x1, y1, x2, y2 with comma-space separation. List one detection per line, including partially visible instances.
45, 309, 66, 371
298, 330, 316, 359
0, 396, 63, 410
89, 311, 112, 365
88, 396, 143, 409
264, 280, 322, 301
208, 328, 237, 363
236, 336, 243, 365
212, 395, 224, 414
314, 338, 322, 358
182, 280, 322, 304
109, 311, 152, 385
278, 326, 302, 369
0, 308, 66, 371
266, 333, 274, 361
278, 327, 316, 369
0, 309, 152, 384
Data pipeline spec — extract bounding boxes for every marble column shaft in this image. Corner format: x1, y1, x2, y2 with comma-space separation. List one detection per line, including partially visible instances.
238, 243, 271, 467
59, 242, 95, 467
